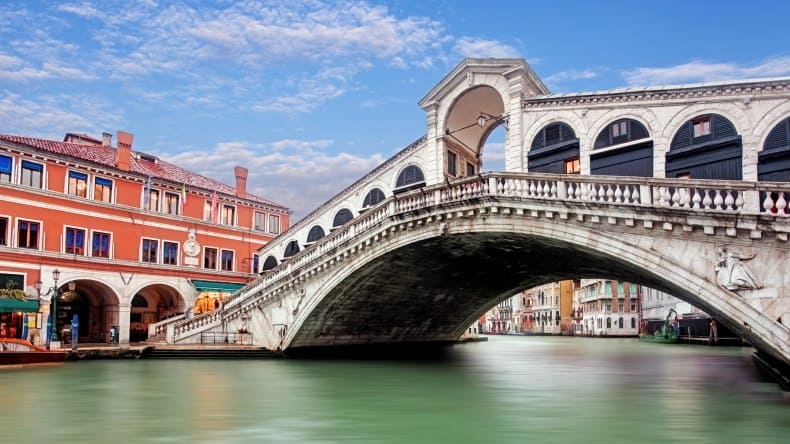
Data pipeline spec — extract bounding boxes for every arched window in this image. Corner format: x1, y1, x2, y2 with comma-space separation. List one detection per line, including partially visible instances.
528, 122, 580, 174
594, 119, 649, 149
618, 317, 624, 329
759, 117, 790, 182
591, 118, 653, 177
283, 240, 300, 258
332, 209, 354, 228
394, 165, 425, 193
131, 294, 148, 308
362, 188, 386, 208
606, 317, 612, 328
631, 317, 636, 329
306, 225, 325, 243
262, 255, 278, 271
667, 113, 741, 180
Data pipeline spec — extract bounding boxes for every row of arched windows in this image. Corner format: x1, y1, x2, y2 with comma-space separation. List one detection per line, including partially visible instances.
529, 115, 790, 182
261, 164, 429, 271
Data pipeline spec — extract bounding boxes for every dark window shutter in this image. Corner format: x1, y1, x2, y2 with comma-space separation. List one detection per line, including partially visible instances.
363, 188, 386, 207
764, 118, 790, 150
670, 122, 693, 149
283, 240, 300, 258
711, 114, 736, 138
332, 209, 354, 227
306, 225, 325, 243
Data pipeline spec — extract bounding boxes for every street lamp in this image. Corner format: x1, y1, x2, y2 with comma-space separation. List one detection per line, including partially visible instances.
34, 269, 61, 350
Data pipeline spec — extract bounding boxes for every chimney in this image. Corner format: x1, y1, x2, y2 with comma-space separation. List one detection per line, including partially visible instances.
234, 166, 248, 198
102, 132, 112, 147
116, 130, 133, 171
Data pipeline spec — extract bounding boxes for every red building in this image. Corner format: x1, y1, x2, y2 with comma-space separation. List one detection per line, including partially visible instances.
0, 130, 290, 346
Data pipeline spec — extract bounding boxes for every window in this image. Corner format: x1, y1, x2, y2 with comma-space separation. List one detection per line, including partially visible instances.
220, 249, 234, 271
92, 231, 111, 258
0, 217, 7, 245
630, 283, 637, 296
631, 318, 636, 329
447, 150, 457, 177
693, 117, 711, 138
618, 317, 624, 329
17, 220, 39, 249
564, 158, 580, 174
466, 162, 475, 176
605, 282, 612, 295
268, 214, 280, 234
611, 121, 628, 138
21, 160, 43, 188
395, 165, 425, 190
0, 155, 11, 182
204, 200, 213, 222
65, 227, 86, 255
221, 205, 235, 225
68, 171, 88, 197
148, 189, 160, 211
162, 241, 178, 265
254, 211, 266, 230
94, 177, 113, 202
630, 300, 637, 312
363, 188, 386, 208
606, 317, 612, 328
252, 254, 260, 273
204, 247, 217, 269
142, 238, 158, 263
164, 192, 180, 215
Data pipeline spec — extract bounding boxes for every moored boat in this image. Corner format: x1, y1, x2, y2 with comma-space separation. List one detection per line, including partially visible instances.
639, 308, 680, 344
0, 338, 68, 365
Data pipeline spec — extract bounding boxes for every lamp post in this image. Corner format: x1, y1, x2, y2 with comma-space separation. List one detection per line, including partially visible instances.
34, 269, 61, 350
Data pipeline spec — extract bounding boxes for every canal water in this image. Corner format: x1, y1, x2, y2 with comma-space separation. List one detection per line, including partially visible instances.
1, 336, 788, 444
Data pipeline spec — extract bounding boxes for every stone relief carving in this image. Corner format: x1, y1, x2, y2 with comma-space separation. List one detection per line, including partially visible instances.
714, 246, 762, 291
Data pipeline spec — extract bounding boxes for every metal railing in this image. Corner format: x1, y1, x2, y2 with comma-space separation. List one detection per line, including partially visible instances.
199, 332, 252, 345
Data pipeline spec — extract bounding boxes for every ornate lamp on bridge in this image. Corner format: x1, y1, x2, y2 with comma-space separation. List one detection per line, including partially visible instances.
477, 112, 509, 130
34, 269, 75, 350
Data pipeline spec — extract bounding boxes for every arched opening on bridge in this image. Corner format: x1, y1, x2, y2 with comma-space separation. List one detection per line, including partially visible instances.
262, 255, 278, 271
332, 209, 354, 229
759, 117, 790, 181
362, 188, 386, 210
481, 125, 506, 172
591, 118, 653, 176
56, 279, 119, 344
527, 122, 580, 174
758, 116, 790, 214
667, 113, 742, 179
283, 240, 301, 258
394, 165, 426, 194
443, 85, 506, 176
129, 284, 184, 342
306, 225, 326, 244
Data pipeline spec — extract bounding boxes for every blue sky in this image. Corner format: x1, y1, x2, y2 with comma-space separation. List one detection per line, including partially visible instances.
1, 1, 789, 219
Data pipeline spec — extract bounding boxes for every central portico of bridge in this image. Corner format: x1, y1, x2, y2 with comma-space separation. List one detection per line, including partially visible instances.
152, 59, 790, 369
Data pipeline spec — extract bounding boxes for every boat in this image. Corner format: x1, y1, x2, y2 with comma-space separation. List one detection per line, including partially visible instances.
639, 308, 680, 344
0, 338, 69, 365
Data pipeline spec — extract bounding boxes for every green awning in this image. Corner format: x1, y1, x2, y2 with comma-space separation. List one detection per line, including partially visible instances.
0, 298, 39, 313
191, 280, 245, 293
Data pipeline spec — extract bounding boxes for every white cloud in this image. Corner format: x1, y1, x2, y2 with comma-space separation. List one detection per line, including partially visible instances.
453, 37, 520, 59
623, 56, 790, 85
161, 139, 385, 220
544, 69, 599, 83
56, 3, 101, 18
0, 91, 123, 137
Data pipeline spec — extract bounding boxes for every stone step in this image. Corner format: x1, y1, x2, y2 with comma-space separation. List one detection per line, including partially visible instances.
142, 347, 279, 359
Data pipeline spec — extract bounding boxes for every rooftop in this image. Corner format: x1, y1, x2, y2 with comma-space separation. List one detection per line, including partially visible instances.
0, 133, 288, 211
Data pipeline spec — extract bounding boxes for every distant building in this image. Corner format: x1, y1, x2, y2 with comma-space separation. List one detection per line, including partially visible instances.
575, 279, 640, 337
0, 131, 290, 346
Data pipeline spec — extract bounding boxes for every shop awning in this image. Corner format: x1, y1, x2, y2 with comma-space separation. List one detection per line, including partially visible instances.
191, 280, 245, 293
0, 298, 39, 313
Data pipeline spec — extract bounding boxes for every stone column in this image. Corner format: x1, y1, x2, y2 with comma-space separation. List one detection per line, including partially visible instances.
118, 304, 130, 346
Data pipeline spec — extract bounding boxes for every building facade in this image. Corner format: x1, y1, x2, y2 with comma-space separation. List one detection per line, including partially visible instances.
0, 131, 290, 346
575, 279, 640, 337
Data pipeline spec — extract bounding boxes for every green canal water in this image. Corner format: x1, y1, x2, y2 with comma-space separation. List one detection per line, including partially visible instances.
1, 336, 788, 444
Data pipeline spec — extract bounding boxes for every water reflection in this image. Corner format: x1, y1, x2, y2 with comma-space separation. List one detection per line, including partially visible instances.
0, 336, 787, 443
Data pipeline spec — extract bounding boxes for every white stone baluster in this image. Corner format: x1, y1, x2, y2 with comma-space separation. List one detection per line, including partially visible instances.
691, 189, 702, 209
763, 192, 775, 214
550, 181, 557, 198
734, 191, 744, 210
614, 185, 623, 203
777, 192, 788, 215
713, 190, 724, 210
702, 190, 713, 209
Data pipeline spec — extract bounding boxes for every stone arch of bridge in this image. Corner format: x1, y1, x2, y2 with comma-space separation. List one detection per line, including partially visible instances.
281, 212, 787, 364
441, 85, 506, 173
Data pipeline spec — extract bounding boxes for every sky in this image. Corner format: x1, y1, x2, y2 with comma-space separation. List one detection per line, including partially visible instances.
1, 1, 789, 220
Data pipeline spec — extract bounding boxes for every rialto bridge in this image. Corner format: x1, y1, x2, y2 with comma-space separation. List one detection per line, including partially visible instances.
155, 58, 790, 367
